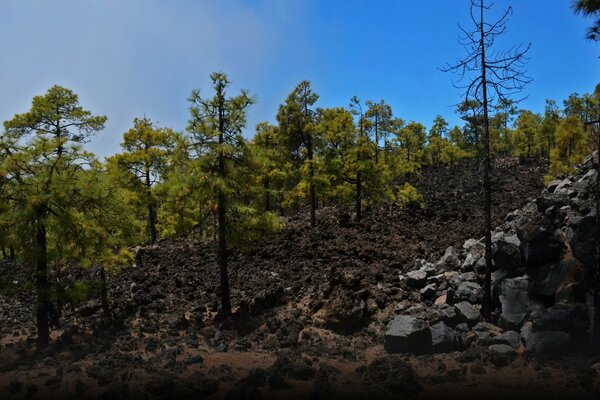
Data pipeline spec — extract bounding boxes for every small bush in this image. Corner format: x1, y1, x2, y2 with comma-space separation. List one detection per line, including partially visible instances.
396, 183, 424, 209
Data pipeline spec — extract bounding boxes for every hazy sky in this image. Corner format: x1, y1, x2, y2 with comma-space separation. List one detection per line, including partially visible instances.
0, 0, 598, 157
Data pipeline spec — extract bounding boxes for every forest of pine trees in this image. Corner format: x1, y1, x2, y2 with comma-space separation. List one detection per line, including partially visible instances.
0, 77, 599, 345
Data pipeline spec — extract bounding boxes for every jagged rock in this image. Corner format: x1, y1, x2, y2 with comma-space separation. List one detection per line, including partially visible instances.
461, 253, 477, 272
527, 261, 570, 297
516, 205, 565, 267
454, 302, 481, 326
455, 281, 482, 304
419, 284, 437, 300
530, 303, 588, 333
463, 239, 485, 260
536, 193, 571, 213
434, 294, 447, 305
434, 304, 462, 328
436, 246, 461, 270
406, 270, 427, 289
492, 234, 522, 275
430, 322, 457, 353
322, 285, 368, 334
570, 214, 596, 268
473, 322, 504, 346
547, 179, 563, 193
498, 330, 521, 348
487, 344, 517, 367
520, 322, 570, 356
491, 269, 508, 306
499, 277, 541, 330
384, 315, 432, 355
456, 272, 478, 283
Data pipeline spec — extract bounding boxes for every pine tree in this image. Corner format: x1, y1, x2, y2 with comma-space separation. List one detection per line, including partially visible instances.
111, 117, 176, 244
1, 85, 116, 347
187, 72, 254, 317
276, 81, 320, 227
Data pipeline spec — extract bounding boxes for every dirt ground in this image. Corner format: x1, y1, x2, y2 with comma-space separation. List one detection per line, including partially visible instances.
2, 158, 600, 399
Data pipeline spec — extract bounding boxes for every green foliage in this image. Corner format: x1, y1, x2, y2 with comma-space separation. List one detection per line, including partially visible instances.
547, 115, 589, 178
511, 110, 542, 158
396, 183, 424, 208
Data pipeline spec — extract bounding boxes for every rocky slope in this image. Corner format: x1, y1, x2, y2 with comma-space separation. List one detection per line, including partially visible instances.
2, 157, 600, 399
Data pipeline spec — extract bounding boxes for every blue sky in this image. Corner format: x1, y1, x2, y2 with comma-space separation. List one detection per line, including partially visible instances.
0, 0, 598, 157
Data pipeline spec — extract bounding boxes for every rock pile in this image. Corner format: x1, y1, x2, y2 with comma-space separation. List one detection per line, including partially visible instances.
386, 153, 598, 359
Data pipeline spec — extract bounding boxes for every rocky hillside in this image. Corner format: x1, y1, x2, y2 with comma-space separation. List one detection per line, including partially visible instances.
3, 157, 600, 399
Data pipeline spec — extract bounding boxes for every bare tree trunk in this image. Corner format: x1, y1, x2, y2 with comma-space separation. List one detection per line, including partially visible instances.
9, 246, 14, 259
480, 2, 493, 322
1, 248, 6, 258
594, 140, 600, 336
34, 206, 49, 348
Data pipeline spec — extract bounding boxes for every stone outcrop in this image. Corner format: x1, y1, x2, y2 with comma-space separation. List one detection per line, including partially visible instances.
385, 152, 598, 359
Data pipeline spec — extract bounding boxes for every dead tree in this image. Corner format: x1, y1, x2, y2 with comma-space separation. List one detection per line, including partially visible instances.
441, 0, 531, 321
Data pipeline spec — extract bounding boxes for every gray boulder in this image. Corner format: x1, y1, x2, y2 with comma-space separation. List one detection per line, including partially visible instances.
492, 234, 522, 275
488, 344, 517, 367
430, 322, 457, 353
497, 330, 521, 349
385, 315, 432, 355
406, 270, 427, 289
419, 284, 437, 300
454, 302, 481, 326
527, 261, 569, 297
455, 281, 482, 304
530, 303, 588, 333
473, 322, 504, 346
436, 246, 461, 270
570, 214, 595, 268
516, 206, 565, 267
498, 277, 529, 329
520, 322, 570, 356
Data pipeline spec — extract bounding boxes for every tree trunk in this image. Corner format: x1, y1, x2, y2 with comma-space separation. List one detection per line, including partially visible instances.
145, 170, 157, 244
100, 266, 111, 320
1, 248, 6, 258
307, 132, 316, 228
594, 136, 600, 336
374, 115, 379, 164
264, 176, 271, 212
356, 171, 362, 223
34, 206, 50, 348
480, 1, 493, 323
9, 246, 14, 259
217, 103, 232, 316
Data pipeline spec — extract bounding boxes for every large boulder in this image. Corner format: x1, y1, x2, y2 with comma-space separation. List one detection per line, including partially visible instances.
516, 206, 565, 267
527, 261, 569, 297
520, 322, 570, 356
384, 316, 432, 355
487, 344, 517, 367
492, 234, 522, 275
530, 303, 589, 333
430, 322, 457, 353
499, 277, 541, 330
570, 214, 596, 268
